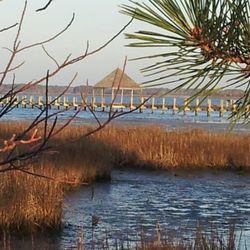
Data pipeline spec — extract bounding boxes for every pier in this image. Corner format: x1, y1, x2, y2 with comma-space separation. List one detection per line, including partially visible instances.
0, 69, 247, 118
0, 94, 248, 118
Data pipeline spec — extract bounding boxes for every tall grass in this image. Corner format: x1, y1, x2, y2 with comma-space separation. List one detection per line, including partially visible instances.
0, 170, 63, 233
0, 122, 113, 233
75, 223, 243, 250
93, 126, 250, 170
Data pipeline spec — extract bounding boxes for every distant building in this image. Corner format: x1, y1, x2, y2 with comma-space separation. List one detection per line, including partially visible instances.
93, 68, 142, 108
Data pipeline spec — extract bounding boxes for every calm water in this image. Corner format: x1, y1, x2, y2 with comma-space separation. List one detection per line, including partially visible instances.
7, 170, 250, 249
2, 105, 250, 133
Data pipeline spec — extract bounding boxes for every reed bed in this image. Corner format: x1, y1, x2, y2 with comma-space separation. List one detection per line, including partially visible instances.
74, 223, 242, 250
95, 126, 250, 170
0, 122, 113, 233
1, 122, 249, 171
0, 170, 63, 233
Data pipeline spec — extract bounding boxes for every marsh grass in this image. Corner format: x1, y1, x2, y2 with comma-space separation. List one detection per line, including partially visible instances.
0, 122, 113, 233
75, 223, 243, 250
0, 170, 63, 233
95, 126, 250, 170
141, 225, 242, 250
0, 122, 249, 233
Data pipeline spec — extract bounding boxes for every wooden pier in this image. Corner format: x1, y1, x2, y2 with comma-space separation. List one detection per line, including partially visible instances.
0, 94, 248, 118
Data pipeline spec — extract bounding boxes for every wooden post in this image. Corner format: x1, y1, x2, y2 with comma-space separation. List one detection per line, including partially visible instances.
225, 99, 230, 110
38, 96, 43, 108
183, 99, 190, 115
140, 96, 146, 113
13, 96, 19, 108
161, 97, 167, 113
172, 97, 178, 114
82, 95, 87, 111
29, 96, 34, 108
63, 96, 69, 109
207, 99, 213, 117
21, 96, 27, 108
232, 100, 237, 114
151, 97, 157, 113
219, 99, 225, 117
92, 88, 96, 110
55, 97, 60, 109
195, 98, 201, 116
48, 96, 52, 109
101, 88, 105, 111
73, 97, 78, 110
121, 89, 124, 105
130, 89, 134, 109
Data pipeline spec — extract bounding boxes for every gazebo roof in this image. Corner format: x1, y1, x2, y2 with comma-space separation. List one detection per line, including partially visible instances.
94, 68, 141, 89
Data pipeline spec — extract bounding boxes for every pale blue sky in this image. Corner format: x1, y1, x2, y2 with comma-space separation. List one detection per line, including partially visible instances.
0, 0, 161, 86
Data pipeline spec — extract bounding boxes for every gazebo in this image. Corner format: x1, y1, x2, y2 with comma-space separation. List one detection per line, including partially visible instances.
93, 68, 142, 109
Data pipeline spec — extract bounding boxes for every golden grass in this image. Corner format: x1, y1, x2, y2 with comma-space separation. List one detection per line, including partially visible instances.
0, 170, 63, 233
95, 125, 250, 170
0, 122, 113, 233
0, 122, 249, 233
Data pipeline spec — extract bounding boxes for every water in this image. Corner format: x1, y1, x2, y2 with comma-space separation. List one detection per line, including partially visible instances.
2, 105, 250, 133
60, 169, 250, 249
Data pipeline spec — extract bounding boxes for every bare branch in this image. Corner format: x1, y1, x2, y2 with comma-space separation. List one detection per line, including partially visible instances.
17, 13, 75, 53
0, 61, 25, 75
42, 45, 60, 68
19, 129, 41, 145
0, 129, 41, 153
36, 0, 53, 12
81, 92, 102, 127
13, 1, 27, 50
12, 18, 133, 95
0, 23, 18, 33
0, 1, 27, 86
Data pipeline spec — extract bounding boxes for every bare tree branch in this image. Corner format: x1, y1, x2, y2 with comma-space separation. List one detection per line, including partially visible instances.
17, 13, 75, 53
0, 23, 18, 33
42, 45, 60, 68
36, 0, 53, 12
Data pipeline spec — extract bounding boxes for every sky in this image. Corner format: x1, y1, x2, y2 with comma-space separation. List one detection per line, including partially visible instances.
0, 0, 163, 87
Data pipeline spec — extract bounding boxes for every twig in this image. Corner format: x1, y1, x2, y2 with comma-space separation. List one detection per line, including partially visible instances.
0, 23, 18, 33
36, 0, 53, 12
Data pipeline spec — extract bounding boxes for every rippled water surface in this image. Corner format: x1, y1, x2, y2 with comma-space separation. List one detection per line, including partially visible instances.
61, 169, 250, 249
5, 170, 250, 249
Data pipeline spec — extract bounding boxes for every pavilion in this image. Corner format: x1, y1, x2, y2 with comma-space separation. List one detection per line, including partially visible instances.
93, 68, 142, 109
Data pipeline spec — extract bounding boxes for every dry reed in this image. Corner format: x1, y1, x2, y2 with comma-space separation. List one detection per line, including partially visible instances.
95, 125, 250, 170
0, 170, 63, 233
74, 223, 242, 250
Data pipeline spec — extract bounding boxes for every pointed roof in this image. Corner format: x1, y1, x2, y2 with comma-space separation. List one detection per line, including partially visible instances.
94, 68, 141, 89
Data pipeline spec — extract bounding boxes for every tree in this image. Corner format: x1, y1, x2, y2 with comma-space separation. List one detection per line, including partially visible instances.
121, 0, 250, 124
0, 1, 139, 176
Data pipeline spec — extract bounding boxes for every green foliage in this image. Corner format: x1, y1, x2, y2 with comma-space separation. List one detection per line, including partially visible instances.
121, 0, 250, 123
